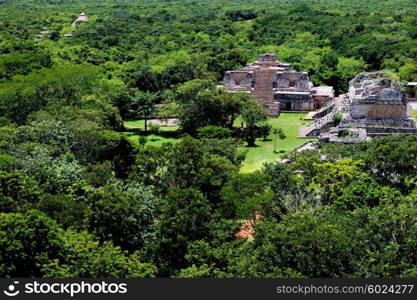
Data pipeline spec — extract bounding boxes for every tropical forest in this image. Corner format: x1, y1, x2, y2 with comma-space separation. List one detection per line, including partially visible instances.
1, 0, 417, 278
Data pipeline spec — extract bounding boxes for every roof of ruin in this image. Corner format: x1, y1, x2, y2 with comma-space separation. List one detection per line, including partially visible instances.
72, 12, 89, 27
349, 72, 404, 105
275, 91, 311, 95
312, 86, 334, 97
76, 13, 89, 21
243, 53, 291, 70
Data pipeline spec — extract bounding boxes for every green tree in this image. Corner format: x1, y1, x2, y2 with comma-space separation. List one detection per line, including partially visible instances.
234, 210, 362, 277
335, 174, 385, 210
129, 91, 158, 132
0, 170, 41, 212
42, 233, 157, 278
197, 126, 232, 139
258, 123, 272, 142
217, 90, 251, 129
310, 158, 365, 204
263, 162, 299, 196
336, 57, 367, 92
240, 99, 267, 147
272, 127, 286, 153
156, 188, 211, 275
220, 171, 271, 219
0, 210, 67, 277
399, 63, 417, 82
36, 193, 88, 230
175, 80, 251, 134
0, 65, 97, 124
87, 183, 160, 252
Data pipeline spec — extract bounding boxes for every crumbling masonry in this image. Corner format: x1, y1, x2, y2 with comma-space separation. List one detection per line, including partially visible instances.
224, 54, 334, 116
299, 71, 417, 143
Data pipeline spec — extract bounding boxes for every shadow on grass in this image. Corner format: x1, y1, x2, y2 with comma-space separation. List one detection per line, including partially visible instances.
124, 127, 182, 139
244, 144, 261, 148
273, 150, 287, 154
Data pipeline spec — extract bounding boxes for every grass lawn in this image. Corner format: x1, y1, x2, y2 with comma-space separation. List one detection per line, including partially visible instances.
124, 120, 180, 147
239, 113, 313, 173
124, 113, 313, 173
413, 110, 417, 121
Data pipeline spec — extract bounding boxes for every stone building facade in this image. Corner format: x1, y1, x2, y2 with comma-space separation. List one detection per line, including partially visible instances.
223, 54, 334, 116
299, 71, 417, 142
348, 72, 407, 120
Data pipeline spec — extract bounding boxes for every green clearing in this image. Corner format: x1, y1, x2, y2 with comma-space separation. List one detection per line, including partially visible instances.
238, 113, 313, 173
124, 113, 313, 172
124, 120, 180, 147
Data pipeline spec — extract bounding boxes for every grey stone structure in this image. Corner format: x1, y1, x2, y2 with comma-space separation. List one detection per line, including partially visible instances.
348, 71, 407, 120
223, 71, 254, 91
300, 71, 417, 142
223, 54, 334, 116
72, 13, 89, 28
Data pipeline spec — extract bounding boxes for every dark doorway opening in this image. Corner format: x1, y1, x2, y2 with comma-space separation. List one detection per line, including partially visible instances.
282, 102, 292, 111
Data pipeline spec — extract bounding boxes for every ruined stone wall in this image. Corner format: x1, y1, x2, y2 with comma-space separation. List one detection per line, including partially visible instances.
273, 72, 310, 89
313, 95, 329, 109
224, 71, 253, 91
351, 104, 407, 120
274, 93, 314, 111
223, 54, 333, 116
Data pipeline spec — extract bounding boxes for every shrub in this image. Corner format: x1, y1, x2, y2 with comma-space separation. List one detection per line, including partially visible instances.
149, 124, 161, 135
138, 136, 147, 146
333, 112, 343, 126
197, 126, 232, 139
258, 123, 272, 141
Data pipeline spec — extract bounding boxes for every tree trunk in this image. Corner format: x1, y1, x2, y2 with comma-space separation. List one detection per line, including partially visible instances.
274, 135, 277, 153
246, 127, 256, 147
144, 114, 148, 133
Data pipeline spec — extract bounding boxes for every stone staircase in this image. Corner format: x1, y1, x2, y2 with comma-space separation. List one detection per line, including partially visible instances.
252, 68, 280, 117
298, 95, 349, 137
298, 111, 336, 137
314, 100, 335, 119
304, 111, 317, 120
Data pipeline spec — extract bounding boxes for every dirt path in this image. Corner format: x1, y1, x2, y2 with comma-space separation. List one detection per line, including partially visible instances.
149, 118, 179, 126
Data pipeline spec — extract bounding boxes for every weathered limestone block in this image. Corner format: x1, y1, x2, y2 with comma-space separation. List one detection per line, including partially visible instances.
259, 53, 277, 62
295, 72, 310, 89
274, 72, 289, 88
312, 71, 417, 142
351, 104, 407, 120
379, 88, 404, 103
224, 71, 254, 90
349, 71, 388, 87
349, 72, 406, 120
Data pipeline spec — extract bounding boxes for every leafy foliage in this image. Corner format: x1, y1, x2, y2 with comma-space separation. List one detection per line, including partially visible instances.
1, 0, 417, 279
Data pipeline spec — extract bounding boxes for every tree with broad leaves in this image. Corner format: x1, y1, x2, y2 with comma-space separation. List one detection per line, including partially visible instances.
240, 99, 267, 147
129, 91, 158, 132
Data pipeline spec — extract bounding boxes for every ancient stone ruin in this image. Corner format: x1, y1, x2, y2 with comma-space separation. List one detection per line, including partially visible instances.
300, 71, 417, 143
72, 13, 89, 28
224, 54, 334, 116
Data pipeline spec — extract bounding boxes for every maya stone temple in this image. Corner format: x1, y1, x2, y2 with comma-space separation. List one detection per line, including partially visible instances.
224, 54, 417, 143
299, 71, 417, 143
223, 54, 335, 116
